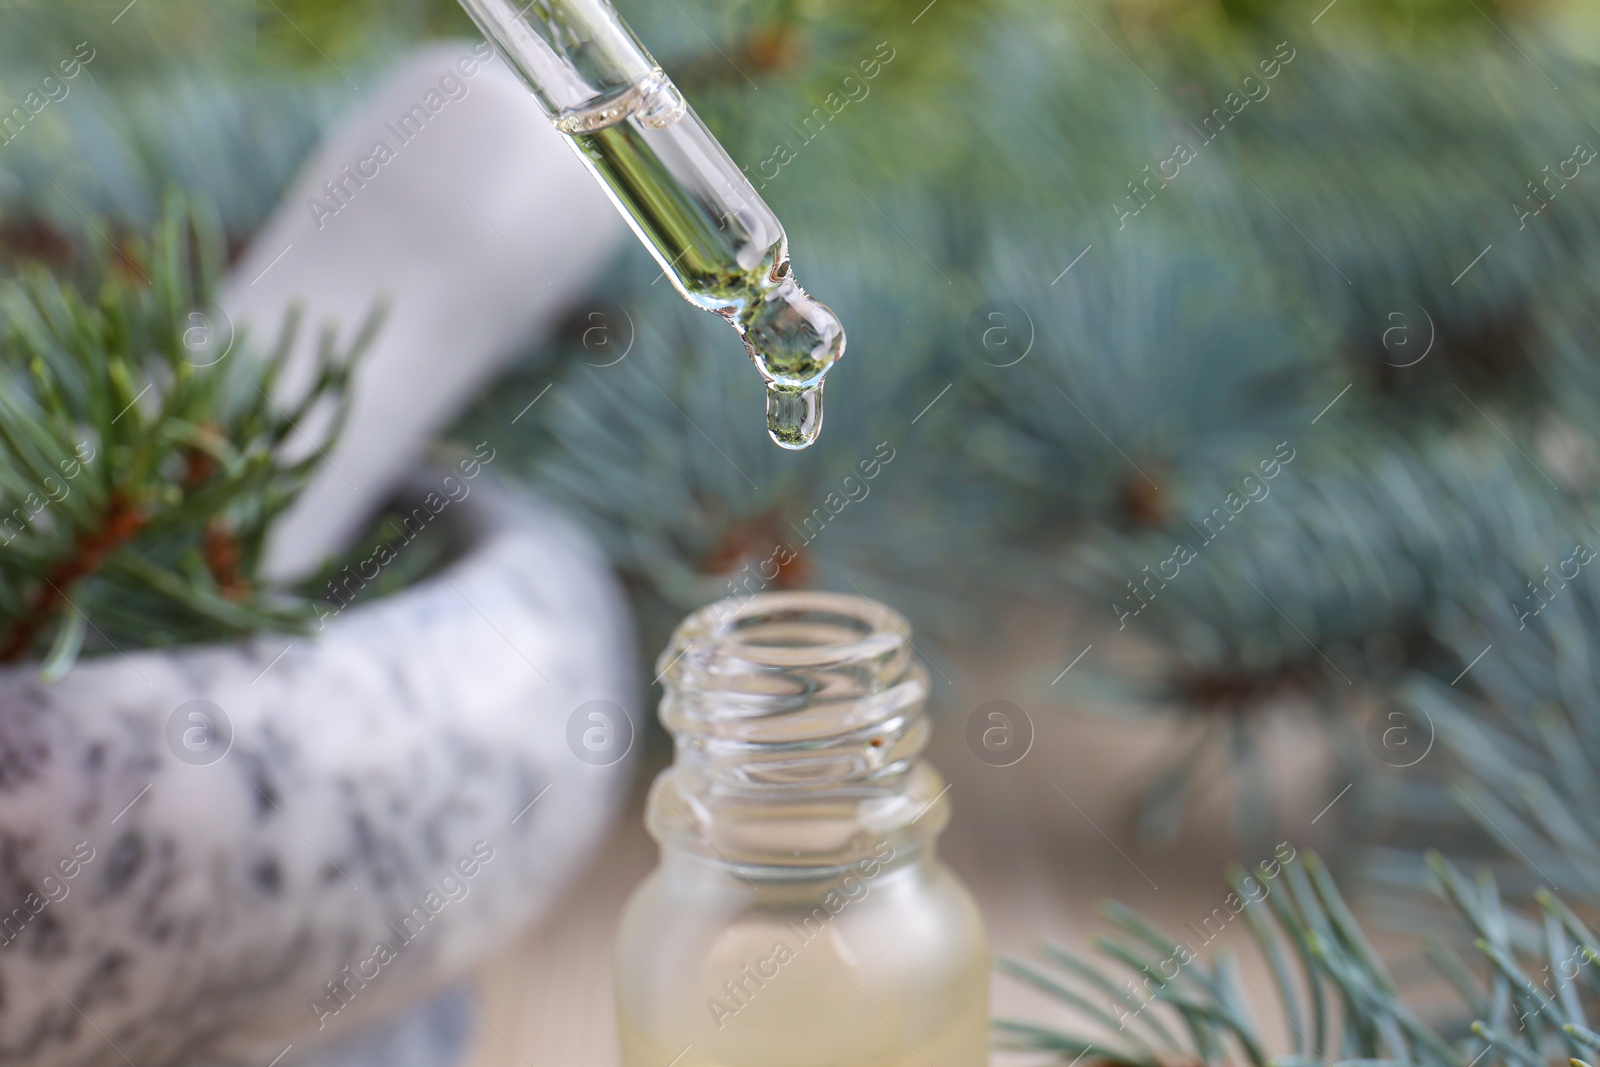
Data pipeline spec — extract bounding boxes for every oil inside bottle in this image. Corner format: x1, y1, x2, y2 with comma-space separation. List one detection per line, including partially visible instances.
555, 70, 845, 449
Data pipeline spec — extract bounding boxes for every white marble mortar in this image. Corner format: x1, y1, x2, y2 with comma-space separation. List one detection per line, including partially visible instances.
0, 476, 638, 1066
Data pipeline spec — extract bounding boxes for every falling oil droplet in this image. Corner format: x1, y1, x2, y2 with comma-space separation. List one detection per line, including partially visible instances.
766, 382, 823, 449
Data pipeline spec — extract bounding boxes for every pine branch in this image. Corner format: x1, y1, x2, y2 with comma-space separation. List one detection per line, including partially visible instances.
0, 489, 145, 662
1357, 503, 1600, 901
1002, 850, 1600, 1067
0, 194, 377, 676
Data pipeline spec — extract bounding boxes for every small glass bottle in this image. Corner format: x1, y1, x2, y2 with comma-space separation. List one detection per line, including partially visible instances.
615, 592, 989, 1067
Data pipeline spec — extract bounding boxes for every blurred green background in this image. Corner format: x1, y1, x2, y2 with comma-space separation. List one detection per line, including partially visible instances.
6, 0, 1600, 878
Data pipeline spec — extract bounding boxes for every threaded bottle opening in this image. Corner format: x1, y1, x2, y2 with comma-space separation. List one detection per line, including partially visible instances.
656, 591, 927, 785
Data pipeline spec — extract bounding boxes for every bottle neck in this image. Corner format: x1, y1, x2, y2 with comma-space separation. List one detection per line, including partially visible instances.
649, 592, 950, 875
653, 832, 939, 895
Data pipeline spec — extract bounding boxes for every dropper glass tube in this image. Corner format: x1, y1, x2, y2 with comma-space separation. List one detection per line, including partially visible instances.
454, 0, 847, 449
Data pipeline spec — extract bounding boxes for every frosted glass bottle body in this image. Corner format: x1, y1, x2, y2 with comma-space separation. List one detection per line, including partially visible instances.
615, 592, 989, 1067
616, 844, 988, 1067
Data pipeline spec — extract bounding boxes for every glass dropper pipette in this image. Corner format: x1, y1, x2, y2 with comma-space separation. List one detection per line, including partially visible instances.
453, 0, 846, 449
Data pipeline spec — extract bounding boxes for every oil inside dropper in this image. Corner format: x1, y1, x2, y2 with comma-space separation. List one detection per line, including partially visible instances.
555, 70, 845, 449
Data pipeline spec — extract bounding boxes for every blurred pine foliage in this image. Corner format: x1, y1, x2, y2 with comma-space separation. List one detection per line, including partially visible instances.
5, 0, 1600, 838
452, 0, 1600, 837
0, 197, 372, 675
0, 0, 451, 258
